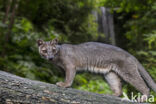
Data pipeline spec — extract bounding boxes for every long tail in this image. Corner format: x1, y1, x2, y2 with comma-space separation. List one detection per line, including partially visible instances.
137, 61, 156, 93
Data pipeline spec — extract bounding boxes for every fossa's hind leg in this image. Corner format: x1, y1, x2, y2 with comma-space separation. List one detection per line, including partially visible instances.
115, 60, 150, 101
105, 72, 122, 96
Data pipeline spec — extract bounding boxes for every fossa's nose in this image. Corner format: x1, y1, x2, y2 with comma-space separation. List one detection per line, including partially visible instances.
48, 56, 54, 60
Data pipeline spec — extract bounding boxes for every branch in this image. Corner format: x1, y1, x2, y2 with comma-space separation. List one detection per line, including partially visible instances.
0, 71, 136, 104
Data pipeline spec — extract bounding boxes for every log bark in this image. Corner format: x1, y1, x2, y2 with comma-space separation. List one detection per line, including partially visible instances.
0, 71, 138, 104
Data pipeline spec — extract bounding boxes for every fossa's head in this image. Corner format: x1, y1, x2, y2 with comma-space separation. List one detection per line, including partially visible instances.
37, 38, 59, 60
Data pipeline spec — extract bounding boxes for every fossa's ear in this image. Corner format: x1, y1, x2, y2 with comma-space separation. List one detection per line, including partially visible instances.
50, 38, 58, 45
37, 39, 44, 46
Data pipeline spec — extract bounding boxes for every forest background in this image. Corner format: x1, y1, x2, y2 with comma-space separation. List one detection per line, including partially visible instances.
0, 0, 156, 99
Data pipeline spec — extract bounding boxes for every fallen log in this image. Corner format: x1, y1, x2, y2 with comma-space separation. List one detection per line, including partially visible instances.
0, 71, 137, 104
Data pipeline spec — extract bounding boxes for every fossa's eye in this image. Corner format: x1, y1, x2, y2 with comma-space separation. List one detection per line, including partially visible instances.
52, 49, 56, 52
52, 47, 56, 52
42, 50, 47, 53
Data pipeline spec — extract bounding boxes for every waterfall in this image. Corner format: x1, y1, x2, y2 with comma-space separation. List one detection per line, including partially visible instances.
93, 7, 116, 45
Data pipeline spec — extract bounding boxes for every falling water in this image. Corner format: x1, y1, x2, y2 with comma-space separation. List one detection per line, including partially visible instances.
92, 7, 116, 45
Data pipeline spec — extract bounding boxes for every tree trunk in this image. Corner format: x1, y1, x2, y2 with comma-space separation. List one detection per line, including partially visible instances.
0, 71, 137, 104
2, 0, 13, 24
5, 0, 19, 42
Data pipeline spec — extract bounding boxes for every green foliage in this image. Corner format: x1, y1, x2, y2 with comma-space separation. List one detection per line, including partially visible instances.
136, 31, 156, 82
19, 0, 97, 43
73, 73, 112, 94
144, 31, 156, 49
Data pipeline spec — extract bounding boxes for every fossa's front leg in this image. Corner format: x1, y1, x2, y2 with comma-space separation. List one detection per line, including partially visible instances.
56, 65, 76, 88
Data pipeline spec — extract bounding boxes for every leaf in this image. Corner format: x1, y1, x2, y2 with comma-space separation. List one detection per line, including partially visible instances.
0, 22, 7, 28
137, 51, 149, 56
149, 51, 156, 56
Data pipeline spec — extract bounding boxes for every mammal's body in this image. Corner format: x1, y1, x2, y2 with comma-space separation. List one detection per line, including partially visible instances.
37, 39, 156, 101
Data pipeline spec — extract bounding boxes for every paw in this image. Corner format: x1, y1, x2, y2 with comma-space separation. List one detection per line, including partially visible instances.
56, 82, 70, 88
137, 95, 147, 103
